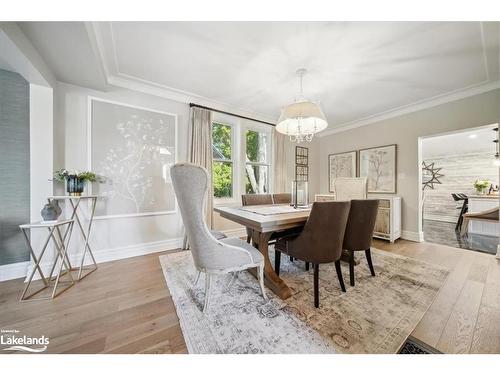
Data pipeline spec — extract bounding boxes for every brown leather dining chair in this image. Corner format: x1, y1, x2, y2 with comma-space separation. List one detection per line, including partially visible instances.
274, 201, 351, 308
241, 194, 274, 243
343, 199, 380, 287
272, 193, 292, 204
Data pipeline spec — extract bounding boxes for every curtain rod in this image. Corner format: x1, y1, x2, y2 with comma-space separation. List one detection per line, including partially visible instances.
189, 103, 275, 127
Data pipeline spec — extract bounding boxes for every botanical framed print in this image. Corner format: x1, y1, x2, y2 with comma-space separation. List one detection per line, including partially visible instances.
328, 151, 357, 192
359, 144, 397, 194
89, 97, 177, 218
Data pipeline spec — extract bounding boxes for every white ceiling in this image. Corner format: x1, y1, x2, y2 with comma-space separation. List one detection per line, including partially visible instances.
422, 126, 498, 158
18, 21, 500, 133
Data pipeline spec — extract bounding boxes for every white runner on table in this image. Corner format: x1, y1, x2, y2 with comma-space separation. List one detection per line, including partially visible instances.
239, 205, 311, 216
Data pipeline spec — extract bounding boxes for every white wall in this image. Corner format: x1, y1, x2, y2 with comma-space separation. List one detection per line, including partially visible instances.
54, 82, 189, 263
318, 89, 500, 241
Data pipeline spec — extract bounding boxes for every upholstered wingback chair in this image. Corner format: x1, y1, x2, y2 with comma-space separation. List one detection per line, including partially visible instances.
334, 177, 368, 201
171, 163, 266, 312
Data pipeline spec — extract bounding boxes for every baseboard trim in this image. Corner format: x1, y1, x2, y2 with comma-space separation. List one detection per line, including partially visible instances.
401, 230, 424, 243
93, 238, 184, 265
17, 238, 184, 283
0, 261, 30, 282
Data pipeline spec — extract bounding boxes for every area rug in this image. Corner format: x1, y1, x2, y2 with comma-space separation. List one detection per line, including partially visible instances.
159, 247, 449, 354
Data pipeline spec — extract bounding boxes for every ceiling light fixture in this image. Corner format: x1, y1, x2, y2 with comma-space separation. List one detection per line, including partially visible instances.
276, 68, 328, 143
468, 134, 477, 139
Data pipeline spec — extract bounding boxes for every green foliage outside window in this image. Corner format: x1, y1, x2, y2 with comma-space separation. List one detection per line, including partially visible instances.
213, 161, 233, 198
212, 123, 233, 198
212, 124, 268, 198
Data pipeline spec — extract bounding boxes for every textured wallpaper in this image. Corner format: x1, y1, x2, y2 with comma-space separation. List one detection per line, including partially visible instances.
423, 152, 499, 223
0, 68, 30, 265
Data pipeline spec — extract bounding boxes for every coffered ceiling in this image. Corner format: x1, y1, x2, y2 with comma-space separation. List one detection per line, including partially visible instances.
18, 21, 500, 134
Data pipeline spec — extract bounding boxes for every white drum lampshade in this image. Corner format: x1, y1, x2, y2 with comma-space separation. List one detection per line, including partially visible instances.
276, 101, 328, 143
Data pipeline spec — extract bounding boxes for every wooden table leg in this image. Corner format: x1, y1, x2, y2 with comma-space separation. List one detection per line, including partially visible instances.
248, 231, 292, 300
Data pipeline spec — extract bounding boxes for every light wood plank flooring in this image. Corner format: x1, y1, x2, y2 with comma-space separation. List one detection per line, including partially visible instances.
374, 239, 500, 354
0, 240, 499, 354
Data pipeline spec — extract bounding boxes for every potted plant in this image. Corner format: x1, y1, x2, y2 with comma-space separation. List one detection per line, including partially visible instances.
473, 179, 491, 195
54, 169, 100, 196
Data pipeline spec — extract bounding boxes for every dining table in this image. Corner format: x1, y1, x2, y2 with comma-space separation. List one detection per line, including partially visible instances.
214, 204, 311, 300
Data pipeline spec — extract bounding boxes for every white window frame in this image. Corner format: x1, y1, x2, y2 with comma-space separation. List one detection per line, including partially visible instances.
241, 122, 272, 196
212, 120, 237, 204
212, 113, 273, 206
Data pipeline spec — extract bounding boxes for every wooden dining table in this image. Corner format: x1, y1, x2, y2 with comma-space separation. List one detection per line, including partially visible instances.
214, 204, 311, 300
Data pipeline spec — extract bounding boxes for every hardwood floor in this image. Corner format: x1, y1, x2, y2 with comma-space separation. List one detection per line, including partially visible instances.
0, 250, 187, 354
373, 239, 500, 354
0, 239, 499, 354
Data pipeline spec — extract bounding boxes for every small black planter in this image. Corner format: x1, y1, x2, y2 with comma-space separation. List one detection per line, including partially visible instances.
67, 175, 85, 196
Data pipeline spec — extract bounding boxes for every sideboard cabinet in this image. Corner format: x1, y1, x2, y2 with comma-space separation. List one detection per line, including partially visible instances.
369, 195, 401, 243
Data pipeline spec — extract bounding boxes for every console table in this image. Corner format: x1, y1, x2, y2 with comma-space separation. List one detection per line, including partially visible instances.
48, 195, 98, 280
19, 220, 75, 301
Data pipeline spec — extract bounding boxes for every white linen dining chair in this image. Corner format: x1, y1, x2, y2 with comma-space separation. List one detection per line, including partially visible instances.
333, 177, 368, 201
171, 162, 267, 312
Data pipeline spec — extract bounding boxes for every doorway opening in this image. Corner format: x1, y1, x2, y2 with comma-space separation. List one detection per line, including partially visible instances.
419, 124, 499, 254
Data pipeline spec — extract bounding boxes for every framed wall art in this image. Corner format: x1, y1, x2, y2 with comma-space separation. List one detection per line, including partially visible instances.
328, 151, 357, 192
359, 144, 397, 194
88, 97, 178, 218
295, 146, 309, 182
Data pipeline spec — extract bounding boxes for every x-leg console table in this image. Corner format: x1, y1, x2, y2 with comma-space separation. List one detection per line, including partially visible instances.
19, 220, 75, 301
48, 195, 99, 281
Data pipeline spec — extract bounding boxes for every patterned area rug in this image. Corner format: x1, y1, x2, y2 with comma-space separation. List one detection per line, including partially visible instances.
159, 248, 449, 354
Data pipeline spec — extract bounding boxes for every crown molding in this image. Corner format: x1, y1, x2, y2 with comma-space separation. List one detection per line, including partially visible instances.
85, 21, 276, 125
86, 21, 499, 134
317, 80, 500, 137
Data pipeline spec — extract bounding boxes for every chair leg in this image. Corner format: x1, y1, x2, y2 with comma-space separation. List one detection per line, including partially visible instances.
305, 262, 310, 271
193, 270, 201, 287
461, 217, 470, 237
313, 264, 319, 308
334, 260, 346, 292
290, 256, 294, 262
258, 264, 267, 300
275, 250, 281, 277
349, 250, 355, 287
365, 248, 375, 276
456, 201, 467, 231
246, 235, 251, 244
203, 274, 212, 313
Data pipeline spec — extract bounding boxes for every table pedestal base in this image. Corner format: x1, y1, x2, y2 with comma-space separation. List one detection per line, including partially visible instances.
249, 231, 292, 300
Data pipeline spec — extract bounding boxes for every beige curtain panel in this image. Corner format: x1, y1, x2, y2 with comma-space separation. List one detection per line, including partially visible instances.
188, 106, 214, 227
273, 128, 287, 193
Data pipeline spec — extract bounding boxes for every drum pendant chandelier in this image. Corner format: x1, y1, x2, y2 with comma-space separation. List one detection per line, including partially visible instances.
276, 68, 328, 143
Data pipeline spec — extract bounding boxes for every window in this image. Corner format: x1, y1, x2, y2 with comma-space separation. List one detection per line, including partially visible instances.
212, 122, 233, 198
211, 117, 272, 201
245, 130, 270, 194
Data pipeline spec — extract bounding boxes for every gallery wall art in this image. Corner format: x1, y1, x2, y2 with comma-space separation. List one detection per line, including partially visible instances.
359, 144, 397, 194
328, 151, 357, 192
89, 98, 177, 218
295, 146, 309, 182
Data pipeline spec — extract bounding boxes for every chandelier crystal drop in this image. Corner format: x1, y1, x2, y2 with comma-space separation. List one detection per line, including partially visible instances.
276, 68, 328, 143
